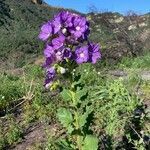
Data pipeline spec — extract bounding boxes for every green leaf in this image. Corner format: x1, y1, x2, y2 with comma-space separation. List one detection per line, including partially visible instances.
57, 108, 73, 128
78, 106, 93, 128
58, 139, 74, 150
82, 135, 98, 150
67, 125, 74, 134
75, 88, 87, 102
61, 89, 72, 102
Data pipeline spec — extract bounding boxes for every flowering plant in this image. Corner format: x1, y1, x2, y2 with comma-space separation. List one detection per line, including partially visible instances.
39, 11, 101, 149
39, 11, 101, 89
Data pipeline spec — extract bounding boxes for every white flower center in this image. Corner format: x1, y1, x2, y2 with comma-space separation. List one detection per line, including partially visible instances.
57, 51, 62, 55
62, 28, 67, 34
76, 26, 81, 31
80, 53, 84, 58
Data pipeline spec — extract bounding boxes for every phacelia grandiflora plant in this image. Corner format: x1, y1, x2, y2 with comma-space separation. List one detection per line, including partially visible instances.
39, 11, 101, 150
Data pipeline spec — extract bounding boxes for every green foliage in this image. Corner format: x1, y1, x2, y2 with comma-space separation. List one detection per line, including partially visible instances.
0, 74, 25, 110
0, 65, 58, 148
78, 106, 92, 128
24, 64, 44, 79
75, 63, 101, 85
0, 65, 44, 112
57, 108, 73, 129
0, 124, 5, 149
0, 56, 149, 149
60, 89, 72, 102
0, 117, 23, 149
118, 52, 150, 69
93, 79, 139, 135
6, 122, 23, 145
82, 135, 98, 150
57, 73, 99, 150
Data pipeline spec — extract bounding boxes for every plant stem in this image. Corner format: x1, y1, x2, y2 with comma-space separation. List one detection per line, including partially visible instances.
70, 74, 82, 150
77, 135, 82, 150
74, 109, 82, 150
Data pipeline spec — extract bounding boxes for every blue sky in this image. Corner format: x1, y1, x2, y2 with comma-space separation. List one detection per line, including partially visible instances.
44, 0, 150, 14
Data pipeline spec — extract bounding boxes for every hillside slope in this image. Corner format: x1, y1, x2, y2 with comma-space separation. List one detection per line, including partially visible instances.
0, 0, 63, 69
88, 12, 150, 61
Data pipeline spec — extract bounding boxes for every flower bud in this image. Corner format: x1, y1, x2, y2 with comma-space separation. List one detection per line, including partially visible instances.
60, 67, 66, 74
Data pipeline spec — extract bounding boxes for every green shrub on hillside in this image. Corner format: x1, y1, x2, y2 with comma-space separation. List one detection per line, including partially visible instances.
0, 74, 25, 110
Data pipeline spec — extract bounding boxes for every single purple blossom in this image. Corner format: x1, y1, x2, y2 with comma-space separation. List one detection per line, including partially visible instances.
88, 43, 101, 64
63, 48, 72, 59
45, 67, 55, 88
39, 21, 52, 41
55, 11, 73, 28
51, 19, 62, 34
43, 57, 54, 68
75, 46, 89, 64
69, 16, 89, 39
52, 35, 65, 50
44, 45, 54, 57
43, 45, 56, 67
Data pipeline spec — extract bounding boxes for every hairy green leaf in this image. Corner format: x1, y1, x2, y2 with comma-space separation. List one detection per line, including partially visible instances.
75, 88, 87, 102
57, 108, 73, 128
82, 135, 98, 150
78, 106, 93, 128
61, 89, 72, 102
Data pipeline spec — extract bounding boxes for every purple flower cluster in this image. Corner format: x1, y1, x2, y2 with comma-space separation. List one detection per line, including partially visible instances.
39, 11, 101, 88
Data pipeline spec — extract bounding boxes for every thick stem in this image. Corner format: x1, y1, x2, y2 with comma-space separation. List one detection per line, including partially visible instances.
74, 111, 82, 150
69, 71, 82, 150
77, 135, 82, 150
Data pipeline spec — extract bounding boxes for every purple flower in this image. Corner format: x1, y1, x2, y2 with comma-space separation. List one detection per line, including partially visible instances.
55, 11, 73, 28
88, 43, 101, 64
44, 45, 54, 57
55, 49, 64, 61
43, 45, 56, 67
55, 47, 72, 61
52, 35, 65, 50
39, 11, 102, 88
63, 48, 72, 59
69, 16, 89, 39
39, 21, 52, 41
52, 19, 62, 34
75, 46, 89, 64
45, 67, 55, 88
43, 57, 54, 68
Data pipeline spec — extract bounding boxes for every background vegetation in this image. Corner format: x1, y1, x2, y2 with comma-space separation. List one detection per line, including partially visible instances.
0, 0, 149, 149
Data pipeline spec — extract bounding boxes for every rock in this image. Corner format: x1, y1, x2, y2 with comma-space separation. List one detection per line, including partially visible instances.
128, 25, 137, 30
108, 70, 150, 81
140, 71, 150, 81
31, 0, 43, 4
140, 29, 150, 42
108, 70, 128, 77
139, 22, 147, 27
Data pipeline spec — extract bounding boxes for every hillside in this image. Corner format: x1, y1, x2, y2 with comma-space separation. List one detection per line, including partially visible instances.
88, 12, 150, 61
0, 0, 150, 70
0, 0, 63, 69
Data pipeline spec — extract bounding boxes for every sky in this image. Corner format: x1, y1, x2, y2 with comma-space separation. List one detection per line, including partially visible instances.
44, 0, 150, 15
